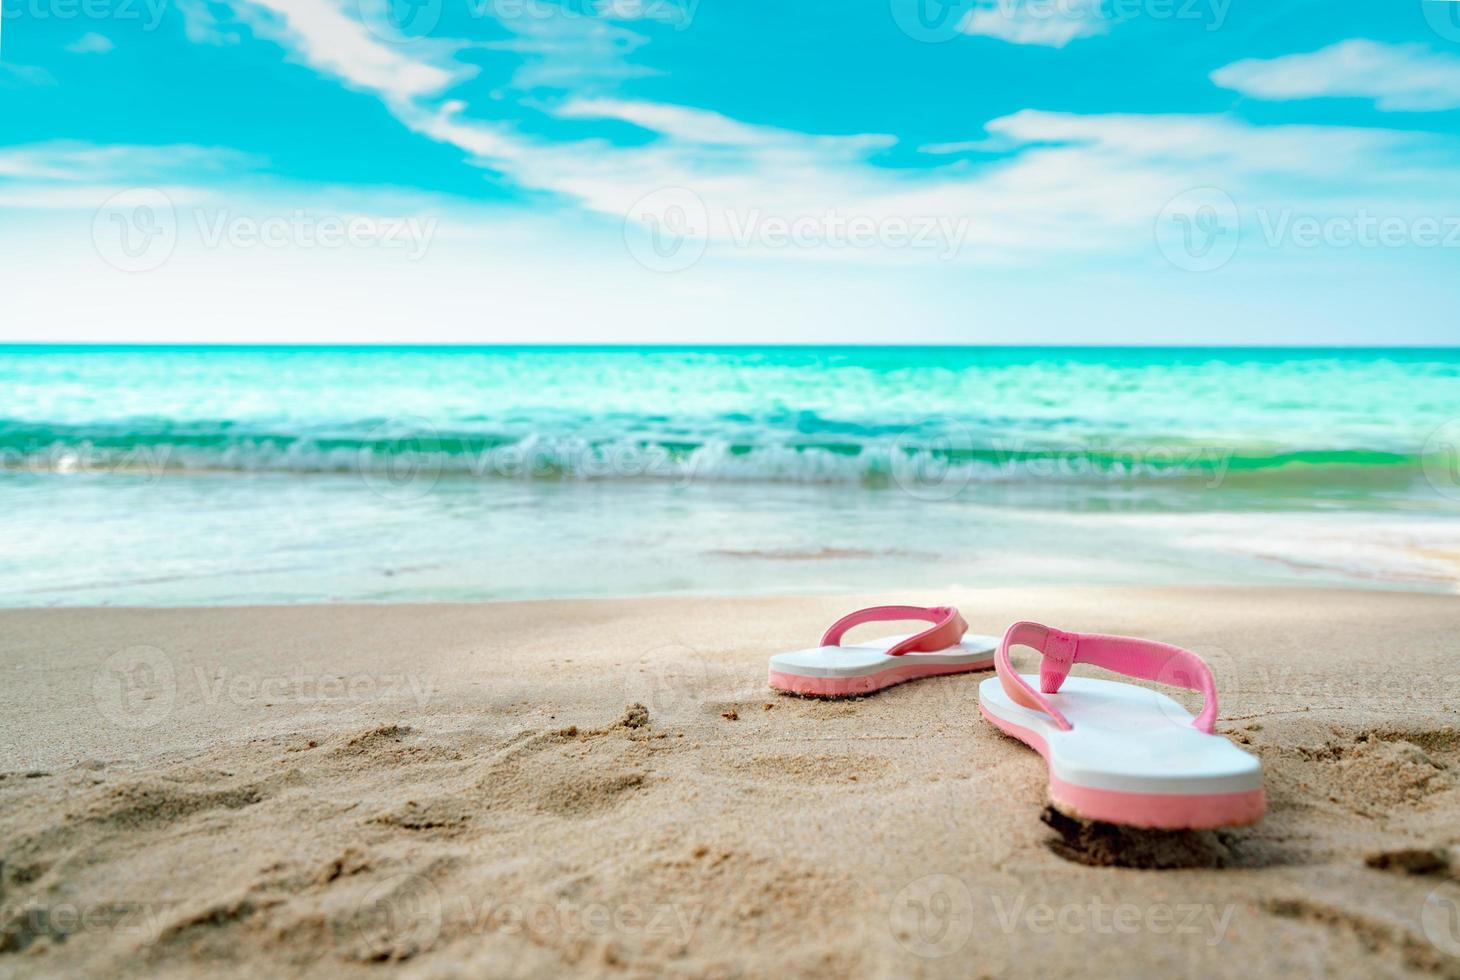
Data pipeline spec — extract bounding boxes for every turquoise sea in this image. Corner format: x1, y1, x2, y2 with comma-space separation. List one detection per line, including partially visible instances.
3, 345, 1458, 605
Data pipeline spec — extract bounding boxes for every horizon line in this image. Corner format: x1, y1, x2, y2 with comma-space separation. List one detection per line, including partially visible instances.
3, 342, 1459, 352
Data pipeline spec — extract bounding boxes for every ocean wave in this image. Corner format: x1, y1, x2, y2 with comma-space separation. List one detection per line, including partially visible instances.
0, 419, 1432, 487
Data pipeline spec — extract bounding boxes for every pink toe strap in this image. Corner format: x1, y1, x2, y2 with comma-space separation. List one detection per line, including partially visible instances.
820, 605, 968, 657
994, 621, 1219, 733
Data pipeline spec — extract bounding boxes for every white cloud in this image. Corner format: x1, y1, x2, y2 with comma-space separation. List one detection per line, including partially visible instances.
918, 139, 1001, 154
262, 0, 468, 100
201, 0, 659, 102
486, 14, 656, 91
0, 63, 57, 87
0, 141, 257, 184
957, 0, 1106, 48
190, 0, 468, 101
557, 98, 892, 152
0, 142, 268, 214
173, 0, 246, 44
165, 2, 1459, 268
413, 98, 1453, 264
66, 33, 116, 55
11, 2, 1460, 344
1211, 39, 1460, 112
595, 0, 696, 26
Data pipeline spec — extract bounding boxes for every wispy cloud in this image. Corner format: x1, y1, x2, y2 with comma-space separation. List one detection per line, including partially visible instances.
0, 142, 257, 184
146, 2, 1460, 268
173, 0, 248, 44
595, 0, 697, 26
179, 0, 470, 100
486, 14, 657, 91
66, 33, 117, 55
0, 141, 258, 209
418, 97, 1454, 262
0, 63, 57, 87
957, 0, 1106, 48
10, 0, 1460, 343
556, 97, 889, 149
1211, 39, 1460, 112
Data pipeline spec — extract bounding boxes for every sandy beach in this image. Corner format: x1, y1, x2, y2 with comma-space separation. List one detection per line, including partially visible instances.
2, 587, 1458, 978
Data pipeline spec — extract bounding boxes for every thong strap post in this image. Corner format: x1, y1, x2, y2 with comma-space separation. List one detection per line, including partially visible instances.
993, 621, 1219, 733
819, 605, 968, 657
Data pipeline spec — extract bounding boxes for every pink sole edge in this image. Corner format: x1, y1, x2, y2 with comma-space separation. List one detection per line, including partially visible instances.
768, 659, 993, 698
977, 702, 1265, 830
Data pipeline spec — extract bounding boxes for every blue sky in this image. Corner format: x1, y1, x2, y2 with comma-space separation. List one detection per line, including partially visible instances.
2, 0, 1459, 343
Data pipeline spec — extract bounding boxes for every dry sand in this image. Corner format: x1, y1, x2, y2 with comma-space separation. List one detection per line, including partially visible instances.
1, 587, 1459, 978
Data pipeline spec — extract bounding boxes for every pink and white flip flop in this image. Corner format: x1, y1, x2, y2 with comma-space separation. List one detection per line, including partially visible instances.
978, 621, 1264, 829
768, 605, 998, 697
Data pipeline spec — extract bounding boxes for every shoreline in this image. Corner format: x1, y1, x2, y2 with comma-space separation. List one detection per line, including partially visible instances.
7, 473, 1459, 606
3, 587, 1459, 976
